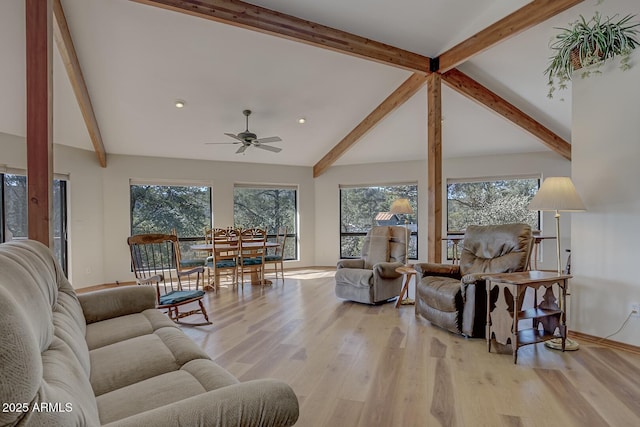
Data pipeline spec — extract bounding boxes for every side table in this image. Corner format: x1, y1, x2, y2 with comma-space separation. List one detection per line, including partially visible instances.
395, 265, 417, 308
483, 271, 571, 364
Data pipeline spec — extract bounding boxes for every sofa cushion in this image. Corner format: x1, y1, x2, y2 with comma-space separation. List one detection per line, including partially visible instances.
85, 309, 177, 350
89, 326, 210, 396
97, 358, 240, 424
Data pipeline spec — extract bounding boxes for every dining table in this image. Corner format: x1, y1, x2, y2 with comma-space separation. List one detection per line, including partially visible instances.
190, 241, 280, 286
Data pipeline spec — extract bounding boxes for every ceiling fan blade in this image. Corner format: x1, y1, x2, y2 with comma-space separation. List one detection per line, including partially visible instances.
236, 145, 248, 154
225, 133, 245, 143
205, 142, 239, 145
255, 144, 282, 153
254, 136, 282, 144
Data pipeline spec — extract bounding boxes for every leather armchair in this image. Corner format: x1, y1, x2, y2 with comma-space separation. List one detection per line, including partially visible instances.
335, 225, 407, 304
414, 223, 533, 337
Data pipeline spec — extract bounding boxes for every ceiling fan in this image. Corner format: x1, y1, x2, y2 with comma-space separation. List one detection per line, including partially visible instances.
206, 110, 282, 154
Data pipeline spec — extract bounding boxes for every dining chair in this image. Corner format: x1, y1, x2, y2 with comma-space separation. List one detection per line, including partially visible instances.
127, 233, 211, 325
265, 226, 287, 283
170, 229, 208, 281
238, 228, 267, 287
205, 227, 239, 290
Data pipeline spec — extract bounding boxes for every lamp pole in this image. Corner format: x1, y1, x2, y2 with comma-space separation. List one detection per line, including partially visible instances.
555, 210, 562, 275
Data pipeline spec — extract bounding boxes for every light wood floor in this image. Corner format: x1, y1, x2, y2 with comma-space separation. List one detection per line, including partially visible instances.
181, 270, 640, 427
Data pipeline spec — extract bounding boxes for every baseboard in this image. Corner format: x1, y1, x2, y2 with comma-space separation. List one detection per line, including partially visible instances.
569, 330, 640, 355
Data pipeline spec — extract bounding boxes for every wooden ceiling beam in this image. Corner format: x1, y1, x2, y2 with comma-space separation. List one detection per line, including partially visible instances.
427, 73, 442, 263
53, 0, 107, 167
26, 0, 54, 247
438, 0, 584, 72
131, 0, 430, 74
313, 73, 428, 177
442, 69, 571, 160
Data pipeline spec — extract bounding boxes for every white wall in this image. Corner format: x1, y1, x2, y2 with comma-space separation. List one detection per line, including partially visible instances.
572, 53, 640, 346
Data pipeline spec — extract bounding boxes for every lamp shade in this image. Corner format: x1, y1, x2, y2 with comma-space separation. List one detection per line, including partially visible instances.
528, 177, 586, 212
390, 198, 413, 215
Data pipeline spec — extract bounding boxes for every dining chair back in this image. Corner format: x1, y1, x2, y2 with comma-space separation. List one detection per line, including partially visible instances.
206, 227, 239, 290
265, 226, 287, 283
127, 233, 210, 325
170, 228, 207, 272
203, 227, 214, 246
238, 228, 267, 287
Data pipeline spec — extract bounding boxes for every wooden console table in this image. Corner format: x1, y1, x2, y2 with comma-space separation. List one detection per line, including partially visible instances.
483, 271, 571, 364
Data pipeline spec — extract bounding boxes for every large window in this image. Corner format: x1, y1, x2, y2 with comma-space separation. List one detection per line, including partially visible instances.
130, 182, 212, 257
447, 176, 540, 233
340, 183, 418, 259
1, 172, 68, 274
233, 185, 297, 261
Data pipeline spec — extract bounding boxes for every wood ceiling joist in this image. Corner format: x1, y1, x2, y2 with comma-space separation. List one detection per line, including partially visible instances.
438, 0, 584, 72
313, 73, 428, 178
53, 0, 107, 167
442, 69, 571, 160
131, 0, 430, 73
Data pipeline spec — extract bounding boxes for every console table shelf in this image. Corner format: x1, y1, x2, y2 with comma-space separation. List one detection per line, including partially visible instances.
518, 307, 562, 320
517, 328, 556, 346
483, 271, 572, 364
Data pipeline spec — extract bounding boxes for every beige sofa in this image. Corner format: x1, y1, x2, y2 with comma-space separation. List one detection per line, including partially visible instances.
0, 240, 299, 426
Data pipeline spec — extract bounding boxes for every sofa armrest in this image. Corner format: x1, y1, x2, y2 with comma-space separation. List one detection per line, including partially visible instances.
414, 263, 461, 279
78, 286, 158, 324
374, 261, 403, 279
104, 379, 299, 427
337, 259, 364, 269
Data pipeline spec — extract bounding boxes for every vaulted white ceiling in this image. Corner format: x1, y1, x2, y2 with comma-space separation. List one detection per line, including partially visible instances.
0, 0, 637, 167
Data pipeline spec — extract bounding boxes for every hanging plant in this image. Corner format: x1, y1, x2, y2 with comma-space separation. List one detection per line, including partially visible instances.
544, 11, 640, 98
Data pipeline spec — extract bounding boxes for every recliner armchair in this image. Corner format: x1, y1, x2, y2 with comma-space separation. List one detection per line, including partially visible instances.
414, 223, 533, 337
335, 225, 407, 304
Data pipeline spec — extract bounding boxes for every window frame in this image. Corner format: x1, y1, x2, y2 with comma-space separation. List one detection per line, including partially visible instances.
339, 182, 418, 260
446, 174, 541, 234
129, 180, 213, 245
0, 170, 68, 274
233, 183, 299, 261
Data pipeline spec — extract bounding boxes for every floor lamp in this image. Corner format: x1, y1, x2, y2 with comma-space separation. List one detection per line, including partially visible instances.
528, 176, 586, 351
389, 198, 413, 266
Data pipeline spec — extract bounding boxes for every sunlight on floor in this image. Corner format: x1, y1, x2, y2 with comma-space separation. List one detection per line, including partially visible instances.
283, 268, 336, 280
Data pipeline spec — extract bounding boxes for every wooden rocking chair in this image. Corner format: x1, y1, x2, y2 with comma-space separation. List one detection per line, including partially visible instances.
127, 233, 211, 325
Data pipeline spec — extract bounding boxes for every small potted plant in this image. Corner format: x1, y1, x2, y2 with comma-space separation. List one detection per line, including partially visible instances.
544, 11, 640, 98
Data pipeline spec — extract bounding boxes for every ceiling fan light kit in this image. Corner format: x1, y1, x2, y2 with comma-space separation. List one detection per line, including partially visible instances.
206, 110, 283, 154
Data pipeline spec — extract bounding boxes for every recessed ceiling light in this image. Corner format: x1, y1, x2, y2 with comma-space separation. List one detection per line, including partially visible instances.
175, 100, 186, 109
298, 117, 306, 124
